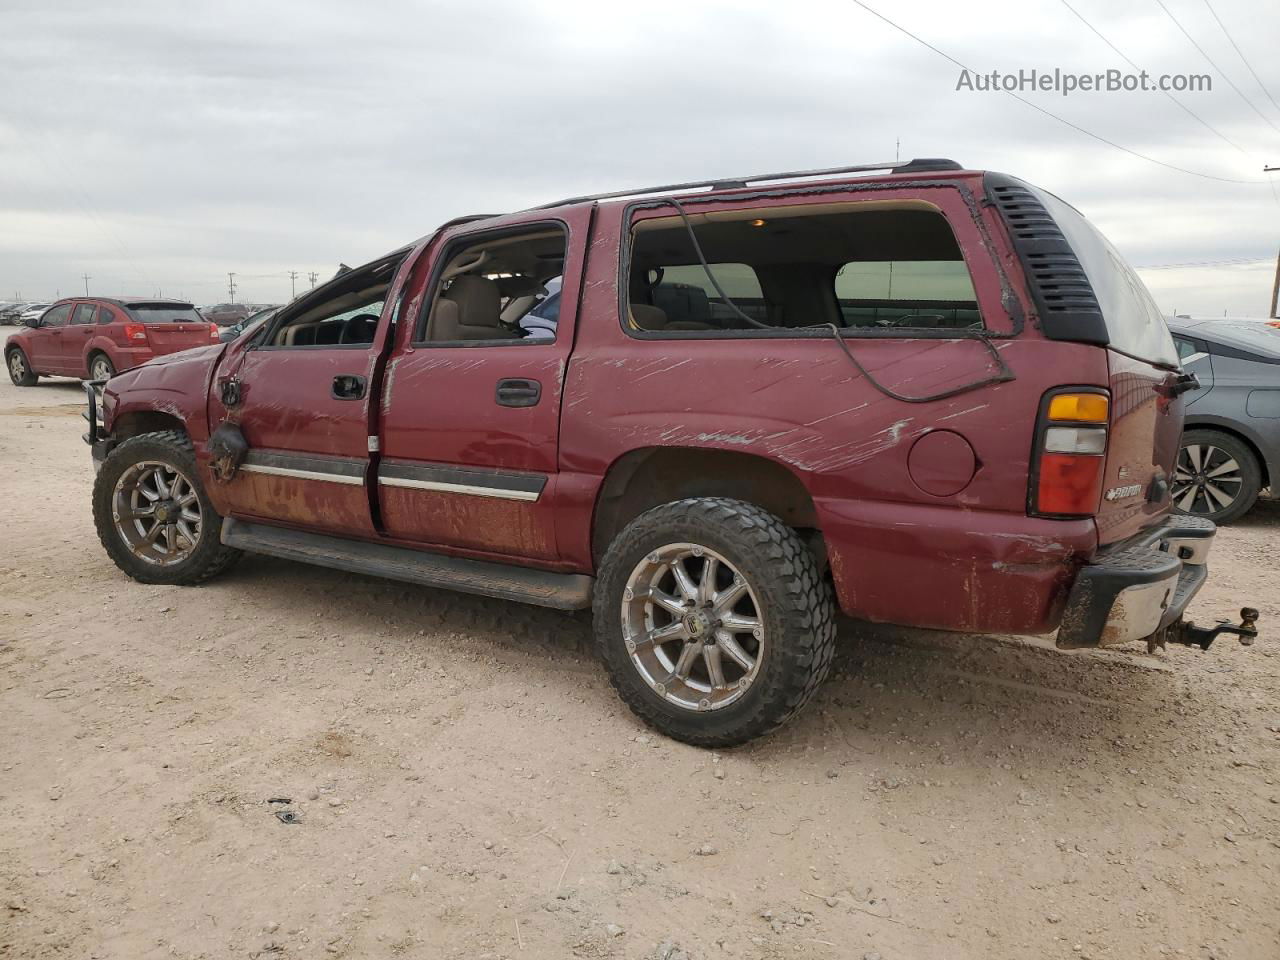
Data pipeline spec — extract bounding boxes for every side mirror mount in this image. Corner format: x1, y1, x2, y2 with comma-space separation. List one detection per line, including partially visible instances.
24, 316, 39, 328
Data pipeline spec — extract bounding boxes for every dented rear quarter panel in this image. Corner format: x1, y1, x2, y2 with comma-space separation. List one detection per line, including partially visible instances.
558, 177, 1111, 634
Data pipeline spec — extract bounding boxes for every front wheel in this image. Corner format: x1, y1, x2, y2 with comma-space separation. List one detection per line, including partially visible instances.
1172, 429, 1262, 524
6, 347, 38, 386
92, 430, 241, 585
594, 498, 836, 747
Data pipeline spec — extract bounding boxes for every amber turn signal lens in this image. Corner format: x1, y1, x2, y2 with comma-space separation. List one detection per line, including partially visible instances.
1047, 393, 1109, 423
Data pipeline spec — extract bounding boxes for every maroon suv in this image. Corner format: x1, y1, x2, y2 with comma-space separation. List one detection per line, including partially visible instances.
6, 298, 220, 384
82, 159, 1257, 746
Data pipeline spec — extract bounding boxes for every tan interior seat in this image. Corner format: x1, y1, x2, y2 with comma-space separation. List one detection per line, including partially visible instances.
629, 303, 715, 332
629, 304, 668, 330
432, 276, 507, 341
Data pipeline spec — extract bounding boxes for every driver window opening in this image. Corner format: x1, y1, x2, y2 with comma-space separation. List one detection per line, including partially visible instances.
627, 204, 981, 334
422, 228, 567, 344
265, 255, 403, 348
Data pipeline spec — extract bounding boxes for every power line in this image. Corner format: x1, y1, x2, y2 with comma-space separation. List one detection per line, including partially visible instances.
844, 0, 1265, 184
1134, 256, 1270, 269
1201, 0, 1280, 119
1152, 0, 1280, 139
1059, 0, 1244, 154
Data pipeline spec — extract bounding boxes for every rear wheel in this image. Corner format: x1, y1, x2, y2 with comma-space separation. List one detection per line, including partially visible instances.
6, 347, 37, 386
89, 353, 115, 381
93, 430, 241, 584
594, 497, 836, 747
1172, 429, 1261, 524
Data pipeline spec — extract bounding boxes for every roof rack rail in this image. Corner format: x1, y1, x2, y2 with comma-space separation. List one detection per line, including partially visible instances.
531, 158, 963, 210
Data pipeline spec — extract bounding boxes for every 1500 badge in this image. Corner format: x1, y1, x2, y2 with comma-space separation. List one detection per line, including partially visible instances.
1104, 483, 1143, 501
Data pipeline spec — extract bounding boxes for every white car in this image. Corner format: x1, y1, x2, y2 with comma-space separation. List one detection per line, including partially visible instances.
17, 303, 51, 324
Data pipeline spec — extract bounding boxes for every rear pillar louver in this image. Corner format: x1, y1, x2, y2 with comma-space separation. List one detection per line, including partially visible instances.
984, 174, 1109, 345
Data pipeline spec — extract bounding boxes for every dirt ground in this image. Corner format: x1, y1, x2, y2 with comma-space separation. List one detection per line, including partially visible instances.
1, 374, 1277, 960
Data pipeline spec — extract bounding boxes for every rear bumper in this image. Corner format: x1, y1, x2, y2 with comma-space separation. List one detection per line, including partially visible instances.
1056, 515, 1216, 648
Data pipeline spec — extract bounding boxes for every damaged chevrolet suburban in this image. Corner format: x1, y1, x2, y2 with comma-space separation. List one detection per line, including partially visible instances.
84, 159, 1258, 746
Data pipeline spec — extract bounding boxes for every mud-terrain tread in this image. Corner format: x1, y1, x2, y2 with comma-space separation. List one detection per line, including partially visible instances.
93, 429, 242, 585
594, 497, 836, 748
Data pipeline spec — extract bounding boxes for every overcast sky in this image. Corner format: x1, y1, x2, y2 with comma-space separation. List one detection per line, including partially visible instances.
1, 0, 1277, 315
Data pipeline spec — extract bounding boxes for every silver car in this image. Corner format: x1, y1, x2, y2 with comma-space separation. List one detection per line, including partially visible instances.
1168, 317, 1280, 522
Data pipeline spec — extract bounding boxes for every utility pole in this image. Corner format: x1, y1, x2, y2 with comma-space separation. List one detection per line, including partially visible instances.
308, 271, 318, 289
82, 273, 91, 296
227, 272, 237, 303
1267, 166, 1279, 318
288, 270, 298, 299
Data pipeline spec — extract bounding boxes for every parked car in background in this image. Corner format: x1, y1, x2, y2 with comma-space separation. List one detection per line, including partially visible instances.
201, 303, 253, 326
1168, 317, 1280, 523
0, 301, 37, 325
219, 306, 279, 343
6, 298, 220, 384
85, 158, 1258, 746
17, 303, 52, 324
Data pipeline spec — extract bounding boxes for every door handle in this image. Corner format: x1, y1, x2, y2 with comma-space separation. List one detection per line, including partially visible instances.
495, 378, 541, 407
332, 374, 367, 400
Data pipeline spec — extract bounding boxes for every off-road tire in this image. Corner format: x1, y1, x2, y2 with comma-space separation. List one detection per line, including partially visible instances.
93, 430, 242, 585
6, 347, 38, 386
594, 497, 836, 747
1174, 429, 1262, 525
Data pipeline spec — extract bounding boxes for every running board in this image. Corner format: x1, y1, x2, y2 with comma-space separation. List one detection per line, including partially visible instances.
220, 518, 593, 610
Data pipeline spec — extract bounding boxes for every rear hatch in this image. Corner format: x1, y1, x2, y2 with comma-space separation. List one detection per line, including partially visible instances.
125, 302, 218, 356
1098, 352, 1184, 544
988, 176, 1184, 546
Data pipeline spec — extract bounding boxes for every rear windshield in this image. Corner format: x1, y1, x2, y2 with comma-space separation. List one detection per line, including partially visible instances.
1204, 321, 1280, 359
126, 303, 203, 324
1033, 189, 1178, 367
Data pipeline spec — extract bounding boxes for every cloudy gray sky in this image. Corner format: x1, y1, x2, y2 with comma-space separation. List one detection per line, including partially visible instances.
1, 0, 1277, 315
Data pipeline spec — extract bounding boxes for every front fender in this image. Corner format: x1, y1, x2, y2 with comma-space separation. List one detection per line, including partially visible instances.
103, 343, 227, 444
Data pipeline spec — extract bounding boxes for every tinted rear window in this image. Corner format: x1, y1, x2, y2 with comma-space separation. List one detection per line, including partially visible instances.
1034, 189, 1178, 367
126, 303, 203, 324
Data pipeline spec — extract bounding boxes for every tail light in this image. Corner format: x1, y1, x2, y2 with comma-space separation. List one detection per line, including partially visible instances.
1030, 389, 1109, 517
122, 323, 148, 342
209, 323, 221, 340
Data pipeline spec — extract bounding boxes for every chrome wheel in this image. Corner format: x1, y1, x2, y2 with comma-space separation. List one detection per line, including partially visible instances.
91, 357, 113, 381
8, 351, 25, 381
111, 460, 203, 566
621, 542, 765, 711
1173, 443, 1243, 516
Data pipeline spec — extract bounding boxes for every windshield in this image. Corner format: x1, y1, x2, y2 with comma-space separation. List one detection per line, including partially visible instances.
1032, 188, 1178, 367
126, 303, 204, 324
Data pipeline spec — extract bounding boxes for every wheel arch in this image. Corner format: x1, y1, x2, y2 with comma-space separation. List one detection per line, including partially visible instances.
110, 410, 189, 442
83, 337, 121, 376
1182, 418, 1271, 490
590, 446, 823, 566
